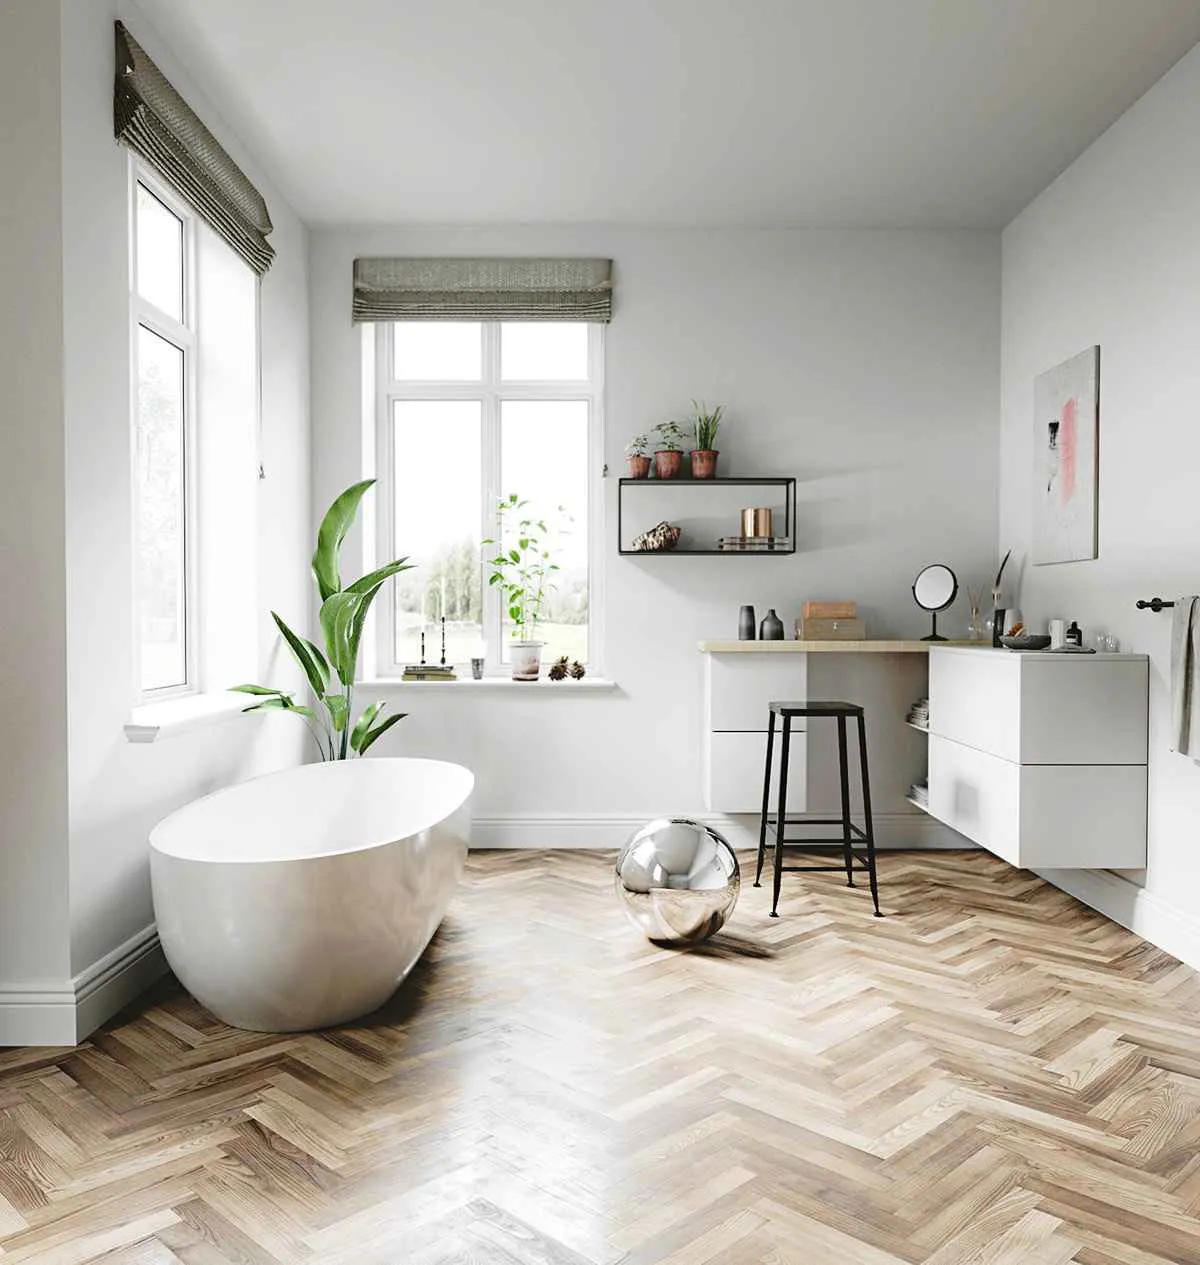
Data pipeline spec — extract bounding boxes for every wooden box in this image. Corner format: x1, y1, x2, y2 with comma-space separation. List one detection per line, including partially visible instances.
796, 617, 866, 640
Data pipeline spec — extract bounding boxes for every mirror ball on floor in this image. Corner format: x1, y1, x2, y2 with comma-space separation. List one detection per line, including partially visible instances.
614, 817, 741, 944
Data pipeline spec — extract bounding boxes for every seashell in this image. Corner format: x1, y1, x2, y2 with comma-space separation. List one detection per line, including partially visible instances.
632, 520, 681, 552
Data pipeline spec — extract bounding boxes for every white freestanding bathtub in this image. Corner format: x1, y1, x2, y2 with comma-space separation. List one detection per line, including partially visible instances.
149, 758, 473, 1032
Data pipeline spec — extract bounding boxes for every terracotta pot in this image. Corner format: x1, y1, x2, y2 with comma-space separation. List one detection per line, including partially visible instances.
626, 454, 651, 478
689, 449, 719, 479
654, 450, 683, 480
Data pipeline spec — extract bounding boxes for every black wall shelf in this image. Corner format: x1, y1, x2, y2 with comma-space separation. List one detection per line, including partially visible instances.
617, 475, 797, 556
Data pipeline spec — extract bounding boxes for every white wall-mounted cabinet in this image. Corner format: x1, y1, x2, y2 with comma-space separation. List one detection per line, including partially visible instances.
703, 651, 808, 813
926, 647, 1148, 868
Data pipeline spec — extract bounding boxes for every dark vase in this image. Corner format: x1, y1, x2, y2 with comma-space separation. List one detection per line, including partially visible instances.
738, 605, 756, 640
760, 608, 784, 640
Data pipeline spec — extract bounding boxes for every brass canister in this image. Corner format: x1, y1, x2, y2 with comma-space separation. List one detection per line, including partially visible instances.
740, 507, 774, 538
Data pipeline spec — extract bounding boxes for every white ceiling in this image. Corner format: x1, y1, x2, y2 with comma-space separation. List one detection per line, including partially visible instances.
145, 0, 1200, 229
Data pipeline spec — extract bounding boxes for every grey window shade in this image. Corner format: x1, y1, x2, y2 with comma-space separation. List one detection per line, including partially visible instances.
114, 22, 274, 276
353, 257, 612, 322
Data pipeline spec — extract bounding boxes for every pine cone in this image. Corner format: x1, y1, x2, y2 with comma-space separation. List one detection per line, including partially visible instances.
548, 655, 569, 681
569, 660, 586, 680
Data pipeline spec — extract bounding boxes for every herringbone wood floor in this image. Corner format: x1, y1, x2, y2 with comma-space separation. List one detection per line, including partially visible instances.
2, 850, 1200, 1263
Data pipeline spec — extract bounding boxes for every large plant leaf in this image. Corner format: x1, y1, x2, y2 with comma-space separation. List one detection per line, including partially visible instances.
357, 712, 407, 755
324, 693, 349, 731
231, 683, 286, 697
344, 557, 413, 598
239, 696, 316, 718
312, 479, 375, 603
319, 591, 366, 686
350, 701, 385, 753
271, 611, 328, 698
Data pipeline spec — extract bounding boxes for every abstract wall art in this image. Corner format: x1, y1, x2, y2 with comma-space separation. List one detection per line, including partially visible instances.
1032, 345, 1099, 565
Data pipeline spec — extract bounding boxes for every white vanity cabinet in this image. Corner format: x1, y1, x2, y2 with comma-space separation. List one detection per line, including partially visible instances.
703, 652, 808, 813
926, 647, 1148, 868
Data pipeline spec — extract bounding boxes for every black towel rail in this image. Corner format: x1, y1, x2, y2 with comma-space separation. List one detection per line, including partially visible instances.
1136, 598, 1176, 612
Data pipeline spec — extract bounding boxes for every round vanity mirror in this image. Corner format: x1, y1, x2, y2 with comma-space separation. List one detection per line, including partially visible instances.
912, 564, 958, 642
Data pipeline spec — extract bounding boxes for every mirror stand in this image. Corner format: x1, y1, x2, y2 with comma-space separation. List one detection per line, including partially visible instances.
922, 610, 947, 642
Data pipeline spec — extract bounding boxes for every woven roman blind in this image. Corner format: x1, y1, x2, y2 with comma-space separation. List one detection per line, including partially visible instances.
352, 257, 613, 323
114, 22, 275, 276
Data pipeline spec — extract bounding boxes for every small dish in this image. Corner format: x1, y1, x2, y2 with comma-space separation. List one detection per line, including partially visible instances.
1000, 634, 1052, 651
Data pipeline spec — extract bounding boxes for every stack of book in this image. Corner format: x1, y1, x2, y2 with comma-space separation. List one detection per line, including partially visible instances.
401, 664, 458, 682
716, 535, 790, 552
906, 697, 929, 730
909, 780, 929, 809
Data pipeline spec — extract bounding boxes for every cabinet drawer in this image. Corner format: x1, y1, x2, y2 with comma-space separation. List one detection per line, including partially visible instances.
928, 735, 1021, 863
929, 735, 1148, 868
704, 730, 807, 814
705, 654, 808, 733
929, 651, 1020, 761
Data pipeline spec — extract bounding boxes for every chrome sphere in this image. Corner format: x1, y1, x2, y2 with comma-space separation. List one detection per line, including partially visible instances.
615, 817, 740, 945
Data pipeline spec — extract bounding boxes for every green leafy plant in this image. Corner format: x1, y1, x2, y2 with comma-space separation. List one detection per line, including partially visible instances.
484, 494, 563, 640
624, 433, 650, 457
233, 479, 413, 760
654, 420, 688, 452
690, 399, 724, 451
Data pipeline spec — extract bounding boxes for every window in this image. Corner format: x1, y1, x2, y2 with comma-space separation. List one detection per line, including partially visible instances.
375, 321, 603, 674
132, 176, 194, 696
130, 163, 260, 703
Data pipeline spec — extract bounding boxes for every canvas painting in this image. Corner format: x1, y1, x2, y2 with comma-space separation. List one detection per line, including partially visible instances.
1032, 346, 1099, 565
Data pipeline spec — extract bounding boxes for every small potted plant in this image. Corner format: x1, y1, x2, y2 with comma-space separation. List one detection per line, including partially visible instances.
653, 420, 687, 479
689, 400, 723, 479
484, 494, 562, 681
624, 433, 651, 479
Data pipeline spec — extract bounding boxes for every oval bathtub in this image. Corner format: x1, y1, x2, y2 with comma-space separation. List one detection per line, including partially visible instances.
149, 758, 473, 1032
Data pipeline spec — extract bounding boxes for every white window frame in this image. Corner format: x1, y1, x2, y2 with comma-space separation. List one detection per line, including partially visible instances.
373, 321, 606, 678
128, 160, 199, 702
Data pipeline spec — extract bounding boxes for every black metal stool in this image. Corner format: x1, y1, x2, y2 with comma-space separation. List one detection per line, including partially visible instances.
755, 701, 882, 918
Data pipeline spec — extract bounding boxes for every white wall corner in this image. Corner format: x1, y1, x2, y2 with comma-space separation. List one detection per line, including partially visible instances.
470, 812, 972, 851
0, 924, 168, 1048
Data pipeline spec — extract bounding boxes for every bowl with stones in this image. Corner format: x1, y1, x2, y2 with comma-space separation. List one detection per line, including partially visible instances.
1000, 633, 1052, 651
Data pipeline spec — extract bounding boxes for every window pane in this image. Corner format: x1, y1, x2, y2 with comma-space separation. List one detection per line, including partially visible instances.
135, 325, 187, 691
393, 322, 482, 381
500, 323, 588, 381
499, 400, 588, 664
136, 184, 184, 321
393, 400, 483, 664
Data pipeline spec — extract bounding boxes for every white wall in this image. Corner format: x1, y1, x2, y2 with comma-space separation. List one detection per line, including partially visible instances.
59, 0, 312, 983
0, 0, 311, 1042
0, 1, 72, 997
1000, 44, 1200, 966
311, 227, 999, 839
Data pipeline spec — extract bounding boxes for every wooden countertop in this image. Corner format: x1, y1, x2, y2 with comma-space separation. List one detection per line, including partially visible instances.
698, 639, 952, 653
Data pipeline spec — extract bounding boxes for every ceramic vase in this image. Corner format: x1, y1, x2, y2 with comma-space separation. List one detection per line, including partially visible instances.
738, 605, 756, 641
759, 608, 784, 640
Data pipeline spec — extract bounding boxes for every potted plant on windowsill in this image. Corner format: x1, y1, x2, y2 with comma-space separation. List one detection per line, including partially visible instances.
484, 494, 562, 681
625, 433, 651, 479
653, 420, 687, 479
689, 400, 723, 479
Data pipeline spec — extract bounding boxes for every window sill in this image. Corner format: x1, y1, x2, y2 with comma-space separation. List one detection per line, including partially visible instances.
357, 676, 617, 693
124, 691, 259, 743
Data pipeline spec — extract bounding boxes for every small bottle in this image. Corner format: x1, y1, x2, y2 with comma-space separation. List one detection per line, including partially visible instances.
1066, 620, 1082, 648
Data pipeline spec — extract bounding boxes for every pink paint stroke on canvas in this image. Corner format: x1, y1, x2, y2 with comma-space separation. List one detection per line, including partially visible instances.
1059, 396, 1077, 507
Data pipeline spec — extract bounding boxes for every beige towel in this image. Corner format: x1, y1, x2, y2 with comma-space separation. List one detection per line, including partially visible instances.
1170, 596, 1200, 756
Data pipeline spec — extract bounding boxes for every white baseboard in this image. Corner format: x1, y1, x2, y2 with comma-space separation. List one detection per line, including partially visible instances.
0, 924, 169, 1048
1033, 868, 1200, 974
471, 812, 972, 851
